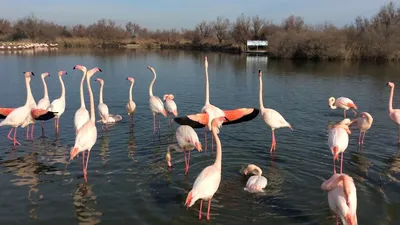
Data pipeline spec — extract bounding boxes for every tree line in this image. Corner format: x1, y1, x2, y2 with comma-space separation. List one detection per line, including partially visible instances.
0, 2, 400, 61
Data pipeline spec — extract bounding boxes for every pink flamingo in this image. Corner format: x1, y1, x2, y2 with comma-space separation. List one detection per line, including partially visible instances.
321, 173, 358, 225
0, 72, 35, 146
126, 77, 136, 127
73, 65, 89, 134
243, 164, 268, 193
163, 94, 178, 126
47, 70, 67, 134
166, 125, 202, 174
328, 119, 353, 174
147, 66, 167, 136
36, 72, 51, 134
386, 82, 400, 143
185, 117, 225, 221
350, 112, 373, 145
258, 70, 293, 152
70, 67, 102, 182
329, 97, 358, 118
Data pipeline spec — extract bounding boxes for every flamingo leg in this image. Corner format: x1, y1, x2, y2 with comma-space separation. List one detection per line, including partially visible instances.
361, 132, 366, 144
106, 123, 108, 132
7, 128, 14, 141
41, 121, 44, 134
158, 113, 161, 136
13, 127, 21, 146
344, 110, 346, 118
206, 199, 212, 220
204, 128, 207, 153
340, 152, 344, 174
333, 157, 336, 174
211, 133, 214, 153
153, 114, 156, 136
82, 151, 86, 171
30, 123, 34, 140
351, 109, 357, 117
26, 125, 29, 140
54, 119, 56, 130
187, 150, 191, 173
56, 118, 59, 133
198, 200, 203, 220
183, 150, 188, 174
270, 129, 276, 152
84, 150, 91, 182
358, 131, 362, 145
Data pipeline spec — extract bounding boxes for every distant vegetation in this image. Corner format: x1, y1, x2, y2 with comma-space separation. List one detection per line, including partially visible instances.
1, 2, 400, 61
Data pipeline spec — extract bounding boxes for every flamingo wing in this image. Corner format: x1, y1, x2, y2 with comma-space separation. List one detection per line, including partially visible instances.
244, 175, 268, 193
173, 108, 260, 128
337, 97, 357, 109
31, 109, 57, 121
0, 108, 16, 119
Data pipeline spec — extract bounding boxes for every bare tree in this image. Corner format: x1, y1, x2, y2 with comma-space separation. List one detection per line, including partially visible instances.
232, 14, 251, 44
212, 16, 230, 44
194, 20, 213, 42
282, 15, 304, 32
251, 15, 265, 39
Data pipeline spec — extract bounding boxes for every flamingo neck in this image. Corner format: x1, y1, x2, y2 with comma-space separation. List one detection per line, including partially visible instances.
149, 71, 156, 97
205, 64, 210, 105
86, 75, 95, 122
129, 81, 133, 102
389, 86, 394, 112
255, 167, 263, 176
42, 76, 49, 99
258, 76, 265, 110
25, 78, 34, 106
99, 82, 104, 104
364, 113, 373, 124
59, 75, 65, 100
79, 70, 86, 108
212, 126, 222, 169
330, 100, 337, 109
167, 144, 184, 153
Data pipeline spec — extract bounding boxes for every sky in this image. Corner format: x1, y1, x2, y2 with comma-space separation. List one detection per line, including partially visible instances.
0, 0, 399, 30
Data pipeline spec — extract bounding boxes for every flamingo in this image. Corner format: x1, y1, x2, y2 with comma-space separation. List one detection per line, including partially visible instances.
350, 112, 373, 145
166, 125, 202, 174
163, 94, 178, 126
258, 70, 293, 152
386, 82, 400, 143
20, 72, 39, 140
70, 67, 102, 182
73, 65, 89, 134
146, 66, 167, 136
95, 78, 110, 132
126, 77, 136, 127
185, 117, 225, 221
329, 118, 353, 174
321, 173, 358, 225
243, 164, 268, 193
329, 97, 358, 118
48, 70, 67, 134
0, 72, 34, 146
36, 72, 51, 133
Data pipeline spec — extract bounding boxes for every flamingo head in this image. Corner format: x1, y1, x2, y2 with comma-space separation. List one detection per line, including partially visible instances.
244, 164, 262, 176
73, 65, 87, 73
387, 82, 395, 88
339, 118, 352, 126
258, 70, 262, 77
165, 152, 172, 167
95, 78, 104, 84
328, 97, 335, 108
147, 66, 155, 74
211, 116, 227, 133
41, 72, 50, 78
163, 94, 174, 101
204, 56, 208, 68
126, 77, 135, 83
23, 71, 34, 78
87, 67, 102, 78
58, 70, 67, 76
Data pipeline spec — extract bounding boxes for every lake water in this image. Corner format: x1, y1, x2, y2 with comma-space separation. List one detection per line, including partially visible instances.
0, 49, 399, 225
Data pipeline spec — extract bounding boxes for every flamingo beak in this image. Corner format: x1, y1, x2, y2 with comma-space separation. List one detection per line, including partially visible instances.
195, 142, 202, 152
167, 160, 172, 167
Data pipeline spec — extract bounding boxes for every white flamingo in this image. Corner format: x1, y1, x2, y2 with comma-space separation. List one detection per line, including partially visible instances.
329, 97, 358, 118
95, 78, 110, 132
328, 118, 353, 174
243, 164, 268, 193
36, 72, 51, 133
73, 65, 89, 134
126, 77, 136, 127
48, 70, 67, 134
70, 67, 102, 183
0, 72, 34, 146
350, 112, 373, 145
163, 94, 178, 126
147, 66, 167, 136
166, 125, 202, 174
258, 70, 293, 152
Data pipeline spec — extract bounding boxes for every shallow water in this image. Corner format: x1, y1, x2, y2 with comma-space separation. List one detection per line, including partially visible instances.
0, 49, 399, 225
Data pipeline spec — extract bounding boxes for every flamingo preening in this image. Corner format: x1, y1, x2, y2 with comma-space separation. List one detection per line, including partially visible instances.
350, 112, 373, 145
37, 72, 51, 134
48, 70, 67, 134
96, 78, 110, 132
0, 72, 34, 146
163, 94, 178, 126
243, 164, 268, 193
321, 173, 358, 225
166, 125, 202, 174
70, 67, 102, 183
386, 82, 400, 143
126, 77, 136, 127
73, 65, 90, 134
328, 118, 353, 174
329, 97, 358, 118
185, 117, 225, 221
146, 66, 167, 136
258, 70, 293, 152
